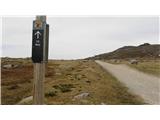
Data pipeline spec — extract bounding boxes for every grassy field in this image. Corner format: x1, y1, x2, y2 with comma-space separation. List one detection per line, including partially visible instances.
127, 60, 160, 77
1, 58, 144, 105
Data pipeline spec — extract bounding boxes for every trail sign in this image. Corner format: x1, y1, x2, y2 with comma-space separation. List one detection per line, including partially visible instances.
32, 17, 49, 63
31, 16, 49, 105
32, 29, 44, 63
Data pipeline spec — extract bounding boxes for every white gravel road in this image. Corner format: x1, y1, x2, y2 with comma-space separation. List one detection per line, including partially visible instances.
96, 60, 160, 104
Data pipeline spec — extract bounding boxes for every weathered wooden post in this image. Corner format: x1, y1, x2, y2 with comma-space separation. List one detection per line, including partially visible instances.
32, 15, 49, 105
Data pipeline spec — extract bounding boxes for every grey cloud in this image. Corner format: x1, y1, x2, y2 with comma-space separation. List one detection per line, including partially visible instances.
2, 16, 159, 59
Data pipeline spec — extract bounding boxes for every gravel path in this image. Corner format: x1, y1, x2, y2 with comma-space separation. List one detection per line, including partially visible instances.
96, 60, 160, 104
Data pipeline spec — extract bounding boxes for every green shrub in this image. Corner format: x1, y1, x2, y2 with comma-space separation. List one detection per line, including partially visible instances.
45, 91, 57, 97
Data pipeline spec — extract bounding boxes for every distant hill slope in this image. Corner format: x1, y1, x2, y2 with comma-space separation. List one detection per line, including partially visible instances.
86, 43, 160, 60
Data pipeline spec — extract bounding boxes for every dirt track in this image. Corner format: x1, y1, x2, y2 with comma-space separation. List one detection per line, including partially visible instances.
96, 60, 160, 104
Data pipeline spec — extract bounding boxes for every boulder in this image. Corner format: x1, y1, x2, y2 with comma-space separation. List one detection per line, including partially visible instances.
2, 64, 13, 69
17, 96, 33, 105
72, 92, 90, 101
129, 59, 138, 65
2, 64, 20, 69
55, 72, 62, 76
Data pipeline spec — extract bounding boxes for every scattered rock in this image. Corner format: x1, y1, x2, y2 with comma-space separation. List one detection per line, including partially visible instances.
2, 64, 20, 69
2, 64, 13, 69
55, 72, 62, 76
59, 65, 73, 71
17, 96, 33, 105
72, 92, 90, 101
129, 59, 138, 65
13, 65, 19, 68
101, 102, 106, 105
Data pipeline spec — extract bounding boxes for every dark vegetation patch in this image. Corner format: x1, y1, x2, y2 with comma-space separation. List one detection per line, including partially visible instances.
45, 90, 57, 97
52, 84, 75, 93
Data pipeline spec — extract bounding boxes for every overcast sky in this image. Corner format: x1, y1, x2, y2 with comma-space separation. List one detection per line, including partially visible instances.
2, 16, 159, 59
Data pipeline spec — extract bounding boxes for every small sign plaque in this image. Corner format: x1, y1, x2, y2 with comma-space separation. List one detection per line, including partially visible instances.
32, 29, 44, 63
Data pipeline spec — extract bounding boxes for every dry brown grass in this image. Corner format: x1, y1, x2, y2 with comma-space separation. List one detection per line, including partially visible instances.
1, 59, 144, 105
127, 60, 160, 77
104, 59, 160, 77
1, 64, 33, 104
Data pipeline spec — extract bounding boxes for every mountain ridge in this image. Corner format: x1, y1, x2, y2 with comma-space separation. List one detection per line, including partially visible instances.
86, 43, 160, 60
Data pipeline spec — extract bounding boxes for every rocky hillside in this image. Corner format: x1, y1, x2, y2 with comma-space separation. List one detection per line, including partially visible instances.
86, 43, 160, 60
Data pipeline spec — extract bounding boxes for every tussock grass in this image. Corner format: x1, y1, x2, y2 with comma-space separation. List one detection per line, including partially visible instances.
1, 58, 144, 105
53, 84, 75, 93
128, 60, 160, 76
45, 90, 57, 97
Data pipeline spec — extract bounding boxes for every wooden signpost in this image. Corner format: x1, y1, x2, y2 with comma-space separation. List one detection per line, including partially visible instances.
32, 16, 49, 105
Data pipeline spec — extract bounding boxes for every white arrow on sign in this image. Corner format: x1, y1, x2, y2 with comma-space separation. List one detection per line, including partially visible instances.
35, 31, 41, 39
